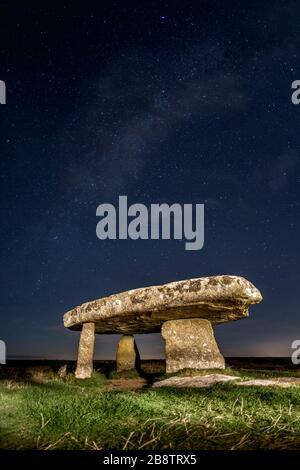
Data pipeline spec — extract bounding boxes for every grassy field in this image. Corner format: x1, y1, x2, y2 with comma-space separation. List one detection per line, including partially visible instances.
1, 367, 300, 450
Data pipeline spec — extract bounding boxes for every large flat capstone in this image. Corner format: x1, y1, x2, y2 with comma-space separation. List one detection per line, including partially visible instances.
63, 275, 262, 334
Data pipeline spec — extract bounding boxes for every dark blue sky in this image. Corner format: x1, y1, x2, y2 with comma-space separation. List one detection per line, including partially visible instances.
0, 1, 299, 359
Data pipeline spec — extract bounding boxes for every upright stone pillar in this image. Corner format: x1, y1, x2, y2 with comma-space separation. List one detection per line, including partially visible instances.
161, 319, 225, 373
116, 335, 141, 372
75, 322, 95, 379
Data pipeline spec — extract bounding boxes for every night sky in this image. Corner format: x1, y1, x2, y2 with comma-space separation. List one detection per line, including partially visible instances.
1, 1, 300, 360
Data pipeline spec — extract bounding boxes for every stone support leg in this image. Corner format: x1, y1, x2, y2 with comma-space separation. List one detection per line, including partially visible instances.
161, 319, 225, 373
75, 322, 95, 378
116, 335, 141, 372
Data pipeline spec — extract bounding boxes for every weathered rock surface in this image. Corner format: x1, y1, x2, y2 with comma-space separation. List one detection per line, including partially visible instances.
64, 275, 262, 334
162, 319, 225, 372
239, 378, 300, 387
75, 322, 95, 379
153, 375, 300, 389
57, 364, 68, 378
116, 335, 141, 372
153, 374, 239, 388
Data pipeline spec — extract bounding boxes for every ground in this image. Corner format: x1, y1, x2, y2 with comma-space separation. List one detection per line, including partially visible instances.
1, 361, 300, 450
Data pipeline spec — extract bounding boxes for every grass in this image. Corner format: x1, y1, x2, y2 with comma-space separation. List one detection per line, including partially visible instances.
1, 370, 300, 450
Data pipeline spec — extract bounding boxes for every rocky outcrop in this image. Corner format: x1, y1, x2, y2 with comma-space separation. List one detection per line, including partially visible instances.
57, 364, 68, 378
153, 375, 300, 389
153, 374, 239, 388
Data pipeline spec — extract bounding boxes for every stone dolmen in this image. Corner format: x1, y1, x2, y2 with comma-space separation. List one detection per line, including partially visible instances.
63, 275, 262, 378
